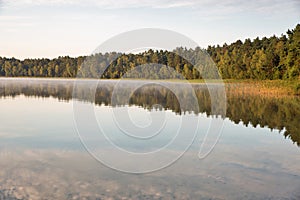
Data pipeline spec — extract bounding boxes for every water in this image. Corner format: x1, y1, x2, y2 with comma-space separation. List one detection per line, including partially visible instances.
0, 78, 299, 199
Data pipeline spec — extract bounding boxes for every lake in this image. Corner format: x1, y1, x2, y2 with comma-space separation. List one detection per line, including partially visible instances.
0, 78, 299, 200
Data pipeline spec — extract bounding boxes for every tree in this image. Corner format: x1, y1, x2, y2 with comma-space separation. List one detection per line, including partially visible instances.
4, 61, 12, 76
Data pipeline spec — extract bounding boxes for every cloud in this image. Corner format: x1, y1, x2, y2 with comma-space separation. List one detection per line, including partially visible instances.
1, 0, 299, 23
1, 0, 298, 12
0, 15, 31, 20
2, 0, 190, 8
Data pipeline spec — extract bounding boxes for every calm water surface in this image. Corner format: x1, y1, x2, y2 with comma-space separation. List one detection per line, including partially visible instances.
0, 78, 299, 200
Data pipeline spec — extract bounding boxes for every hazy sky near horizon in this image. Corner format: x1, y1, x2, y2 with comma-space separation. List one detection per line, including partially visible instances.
0, 0, 299, 59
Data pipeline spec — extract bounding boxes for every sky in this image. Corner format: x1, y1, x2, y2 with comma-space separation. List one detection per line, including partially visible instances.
0, 0, 299, 59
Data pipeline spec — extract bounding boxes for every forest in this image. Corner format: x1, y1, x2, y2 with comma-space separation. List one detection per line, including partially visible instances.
0, 24, 299, 80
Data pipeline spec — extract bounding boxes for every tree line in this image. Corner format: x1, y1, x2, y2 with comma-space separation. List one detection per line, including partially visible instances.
0, 24, 299, 80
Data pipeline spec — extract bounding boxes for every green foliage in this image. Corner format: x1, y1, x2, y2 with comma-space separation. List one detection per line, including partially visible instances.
208, 24, 300, 80
294, 83, 300, 95
0, 24, 299, 80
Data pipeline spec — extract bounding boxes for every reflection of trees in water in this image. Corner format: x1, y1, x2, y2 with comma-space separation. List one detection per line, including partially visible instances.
226, 94, 300, 146
0, 79, 299, 146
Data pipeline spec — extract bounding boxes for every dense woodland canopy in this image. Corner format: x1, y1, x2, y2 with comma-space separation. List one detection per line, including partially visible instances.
0, 24, 299, 80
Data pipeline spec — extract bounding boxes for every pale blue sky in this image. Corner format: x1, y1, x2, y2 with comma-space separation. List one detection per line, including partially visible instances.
0, 0, 299, 59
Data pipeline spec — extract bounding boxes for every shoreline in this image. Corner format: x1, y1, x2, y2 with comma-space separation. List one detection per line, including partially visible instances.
0, 77, 299, 96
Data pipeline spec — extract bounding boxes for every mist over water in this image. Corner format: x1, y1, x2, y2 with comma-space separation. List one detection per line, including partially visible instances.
0, 78, 299, 199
